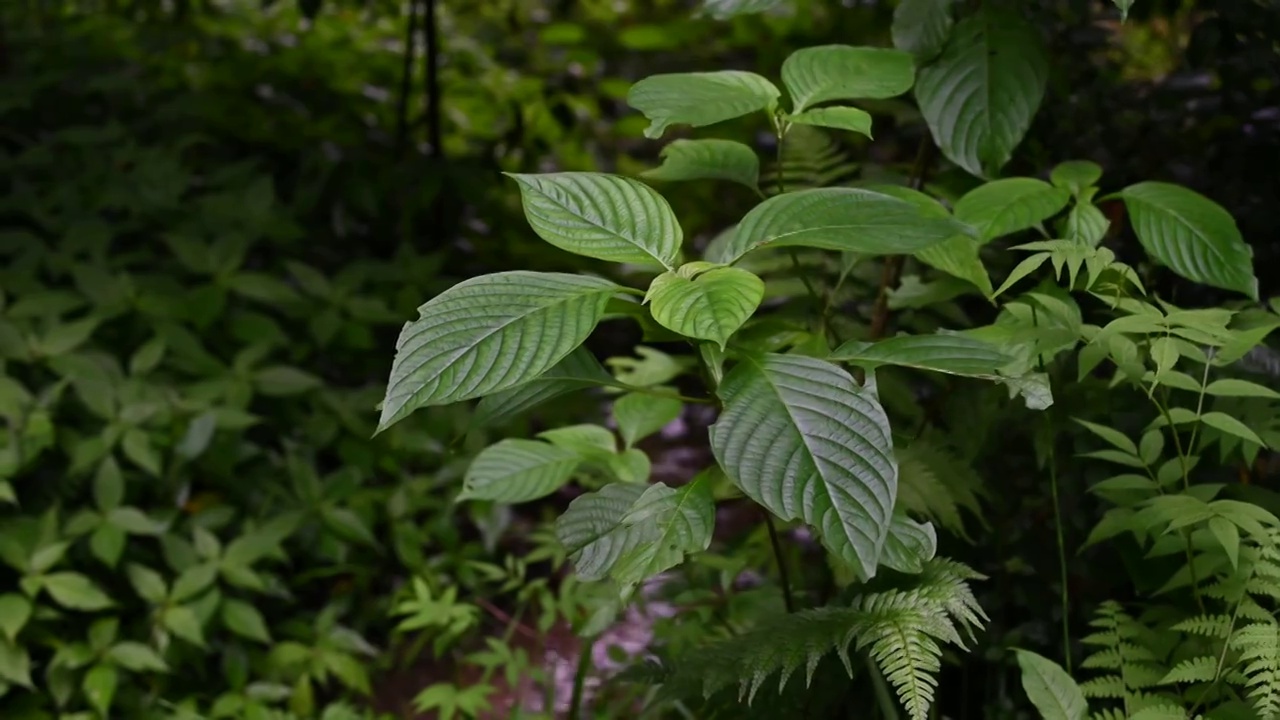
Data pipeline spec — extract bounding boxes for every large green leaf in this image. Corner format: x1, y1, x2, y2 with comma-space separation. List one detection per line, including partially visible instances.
1116, 182, 1257, 299
878, 513, 938, 574
458, 439, 580, 504
645, 263, 764, 348
612, 393, 683, 448
722, 187, 971, 264
786, 107, 874, 139
781, 45, 916, 113
627, 71, 780, 139
611, 475, 715, 596
555, 483, 648, 580
378, 272, 618, 431
867, 184, 993, 295
1015, 649, 1088, 720
915, 9, 1048, 178
830, 333, 1013, 378
954, 178, 1071, 242
506, 173, 682, 269
709, 354, 898, 579
641, 139, 760, 192
469, 347, 615, 430
892, 0, 956, 62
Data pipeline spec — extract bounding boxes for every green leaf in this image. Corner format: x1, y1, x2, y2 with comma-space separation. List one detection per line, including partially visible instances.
607, 448, 652, 483
0, 594, 31, 641
786, 107, 874, 138
915, 8, 1048, 178
641, 139, 760, 192
1116, 182, 1257, 299
645, 265, 764, 348
469, 347, 615, 430
378, 272, 618, 430
612, 393, 683, 448
1208, 516, 1240, 569
709, 354, 897, 579
1074, 419, 1139, 456
878, 513, 938, 574
627, 71, 780, 139
457, 439, 579, 504
162, 606, 205, 647
222, 598, 272, 643
1204, 378, 1280, 399
107, 642, 168, 673
781, 45, 915, 113
1014, 649, 1087, 720
1113, 0, 1134, 21
702, 0, 786, 19
42, 572, 114, 611
82, 663, 118, 716
892, 0, 955, 62
126, 563, 167, 604
555, 483, 649, 580
253, 366, 322, 396
539, 424, 617, 460
953, 179, 1071, 242
724, 187, 971, 264
1050, 161, 1103, 194
0, 638, 32, 688
916, 237, 992, 295
93, 456, 124, 512
831, 333, 1012, 378
170, 562, 218, 603
506, 173, 682, 268
611, 476, 715, 596
1200, 411, 1267, 448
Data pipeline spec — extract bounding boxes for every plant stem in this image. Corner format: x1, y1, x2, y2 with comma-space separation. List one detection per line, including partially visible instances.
394, 0, 419, 151
1046, 427, 1073, 673
567, 637, 594, 720
763, 509, 796, 613
869, 137, 934, 340
772, 132, 823, 314
866, 656, 902, 720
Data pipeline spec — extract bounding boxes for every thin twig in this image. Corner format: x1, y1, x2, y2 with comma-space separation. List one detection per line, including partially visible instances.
394, 0, 420, 151
869, 137, 934, 340
763, 510, 796, 613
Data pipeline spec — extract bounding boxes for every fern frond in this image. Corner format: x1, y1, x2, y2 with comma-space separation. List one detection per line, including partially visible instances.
762, 124, 858, 194
1172, 614, 1234, 638
1089, 710, 1128, 720
1079, 675, 1127, 698
1231, 621, 1280, 719
1159, 655, 1219, 685
895, 441, 987, 542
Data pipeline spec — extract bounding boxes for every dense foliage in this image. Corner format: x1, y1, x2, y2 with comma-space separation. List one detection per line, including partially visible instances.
2, 0, 1280, 719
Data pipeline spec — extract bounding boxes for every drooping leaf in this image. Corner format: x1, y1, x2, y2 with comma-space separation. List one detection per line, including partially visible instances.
628, 71, 781, 139
458, 439, 580, 504
953, 178, 1071, 242
641, 139, 760, 192
555, 483, 649, 580
378, 272, 618, 431
540, 424, 618, 461
645, 264, 764, 348
611, 475, 716, 595
878, 513, 938, 574
1116, 182, 1257, 299
1200, 411, 1267, 448
866, 184, 993, 295
892, 0, 956, 62
506, 173, 682, 269
1050, 161, 1103, 194
830, 334, 1013, 378
786, 107, 874, 138
915, 9, 1048, 178
781, 45, 915, 113
612, 393, 683, 448
1113, 0, 1134, 21
469, 347, 615, 430
723, 188, 971, 264
1015, 649, 1088, 720
709, 354, 897, 579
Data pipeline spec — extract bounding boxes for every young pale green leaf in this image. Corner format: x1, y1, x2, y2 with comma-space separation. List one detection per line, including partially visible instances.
1060, 203, 1110, 246
42, 572, 114, 611
107, 642, 168, 673
540, 424, 617, 461
378, 272, 618, 431
1208, 516, 1240, 569
641, 139, 760, 192
554, 483, 649, 580
607, 448, 652, 484
1015, 649, 1088, 720
506, 173, 681, 268
1116, 182, 1257, 299
221, 598, 271, 643
627, 71, 781, 139
612, 393, 683, 448
645, 265, 763, 348
781, 45, 915, 113
702, 0, 788, 19
709, 354, 897, 579
0, 638, 32, 688
469, 347, 615, 430
724, 187, 971, 264
915, 9, 1048, 178
786, 107, 874, 138
892, 0, 955, 62
458, 439, 579, 504
611, 475, 715, 596
1050, 161, 1103, 194
0, 594, 31, 641
954, 178, 1071, 242
830, 333, 1013, 378
878, 514, 938, 574
1073, 418, 1139, 455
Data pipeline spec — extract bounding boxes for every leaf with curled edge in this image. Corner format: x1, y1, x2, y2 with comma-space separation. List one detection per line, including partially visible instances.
628, 71, 780, 139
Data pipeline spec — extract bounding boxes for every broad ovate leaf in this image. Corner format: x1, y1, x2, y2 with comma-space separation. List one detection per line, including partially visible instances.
378, 272, 618, 431
781, 45, 915, 113
1015, 649, 1088, 720
611, 475, 715, 596
915, 9, 1048, 178
867, 184, 992, 295
709, 354, 897, 579
641, 139, 760, 192
878, 513, 938, 573
627, 71, 781, 139
954, 178, 1071, 242
469, 347, 615, 430
1050, 161, 1103, 194
507, 172, 682, 269
612, 392, 683, 448
457, 439, 579, 504
723, 187, 971, 264
892, 0, 956, 62
830, 333, 1013, 378
1116, 181, 1256, 299
555, 483, 648, 580
786, 107, 873, 139
645, 264, 764, 348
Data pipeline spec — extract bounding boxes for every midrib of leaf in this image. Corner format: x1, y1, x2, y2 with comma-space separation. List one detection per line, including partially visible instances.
1127, 195, 1233, 268
537, 183, 673, 269
979, 12, 995, 170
